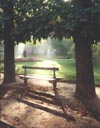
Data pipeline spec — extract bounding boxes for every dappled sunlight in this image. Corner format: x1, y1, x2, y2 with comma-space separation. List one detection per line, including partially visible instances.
1, 82, 100, 127
26, 108, 54, 122
28, 79, 52, 89
0, 73, 4, 84
96, 87, 100, 98
63, 0, 71, 2
39, 60, 60, 68
1, 100, 27, 117
1, 86, 66, 127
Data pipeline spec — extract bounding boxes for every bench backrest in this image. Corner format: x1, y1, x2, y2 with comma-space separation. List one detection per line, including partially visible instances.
22, 66, 59, 78
22, 66, 59, 70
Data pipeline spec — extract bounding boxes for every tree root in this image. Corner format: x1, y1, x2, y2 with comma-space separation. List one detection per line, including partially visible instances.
81, 96, 100, 122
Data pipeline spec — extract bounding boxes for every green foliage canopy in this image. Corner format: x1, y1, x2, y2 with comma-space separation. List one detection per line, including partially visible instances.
0, 0, 100, 43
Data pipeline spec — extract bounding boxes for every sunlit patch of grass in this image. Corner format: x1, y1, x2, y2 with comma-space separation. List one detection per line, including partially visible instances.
38, 60, 60, 67
94, 62, 100, 85
15, 59, 76, 80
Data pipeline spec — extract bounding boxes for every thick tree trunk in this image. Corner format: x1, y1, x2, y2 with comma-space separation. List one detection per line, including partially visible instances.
4, 41, 15, 83
72, 0, 96, 100
75, 40, 96, 99
3, 1, 16, 83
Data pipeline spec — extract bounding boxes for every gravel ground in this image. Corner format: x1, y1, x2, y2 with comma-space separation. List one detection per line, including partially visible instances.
0, 77, 100, 128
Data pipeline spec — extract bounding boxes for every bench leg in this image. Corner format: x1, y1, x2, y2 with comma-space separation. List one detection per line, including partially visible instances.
15, 87, 29, 101
16, 88, 25, 99
24, 78, 28, 86
53, 81, 57, 91
16, 78, 28, 100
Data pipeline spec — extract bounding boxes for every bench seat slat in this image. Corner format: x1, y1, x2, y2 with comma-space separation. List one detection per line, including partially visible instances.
19, 74, 57, 81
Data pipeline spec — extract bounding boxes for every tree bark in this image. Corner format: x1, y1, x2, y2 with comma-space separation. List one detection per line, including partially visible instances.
74, 39, 96, 99
72, 0, 96, 100
3, 1, 15, 83
4, 41, 15, 83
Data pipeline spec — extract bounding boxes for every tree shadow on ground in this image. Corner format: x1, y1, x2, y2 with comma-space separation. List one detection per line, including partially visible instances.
18, 89, 75, 122
53, 85, 100, 123
0, 121, 15, 128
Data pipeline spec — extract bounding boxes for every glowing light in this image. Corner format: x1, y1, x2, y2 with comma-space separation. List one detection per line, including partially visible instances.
63, 0, 71, 2
39, 60, 60, 67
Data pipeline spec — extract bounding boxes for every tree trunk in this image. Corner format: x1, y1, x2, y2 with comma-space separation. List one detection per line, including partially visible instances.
3, 1, 16, 83
4, 41, 15, 83
72, 0, 96, 100
75, 40, 96, 99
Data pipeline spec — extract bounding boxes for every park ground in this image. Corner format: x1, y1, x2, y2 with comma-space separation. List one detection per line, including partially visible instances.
0, 75, 100, 128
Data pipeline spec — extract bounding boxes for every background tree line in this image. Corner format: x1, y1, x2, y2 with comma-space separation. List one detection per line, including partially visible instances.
0, 39, 100, 61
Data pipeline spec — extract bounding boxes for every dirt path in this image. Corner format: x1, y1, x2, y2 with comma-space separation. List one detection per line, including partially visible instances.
0, 80, 100, 128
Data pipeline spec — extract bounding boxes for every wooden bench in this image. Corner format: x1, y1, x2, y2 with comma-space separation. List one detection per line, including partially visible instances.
19, 66, 62, 91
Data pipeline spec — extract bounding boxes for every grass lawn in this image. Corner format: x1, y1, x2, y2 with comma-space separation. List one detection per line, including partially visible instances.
93, 61, 100, 86
15, 59, 100, 86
